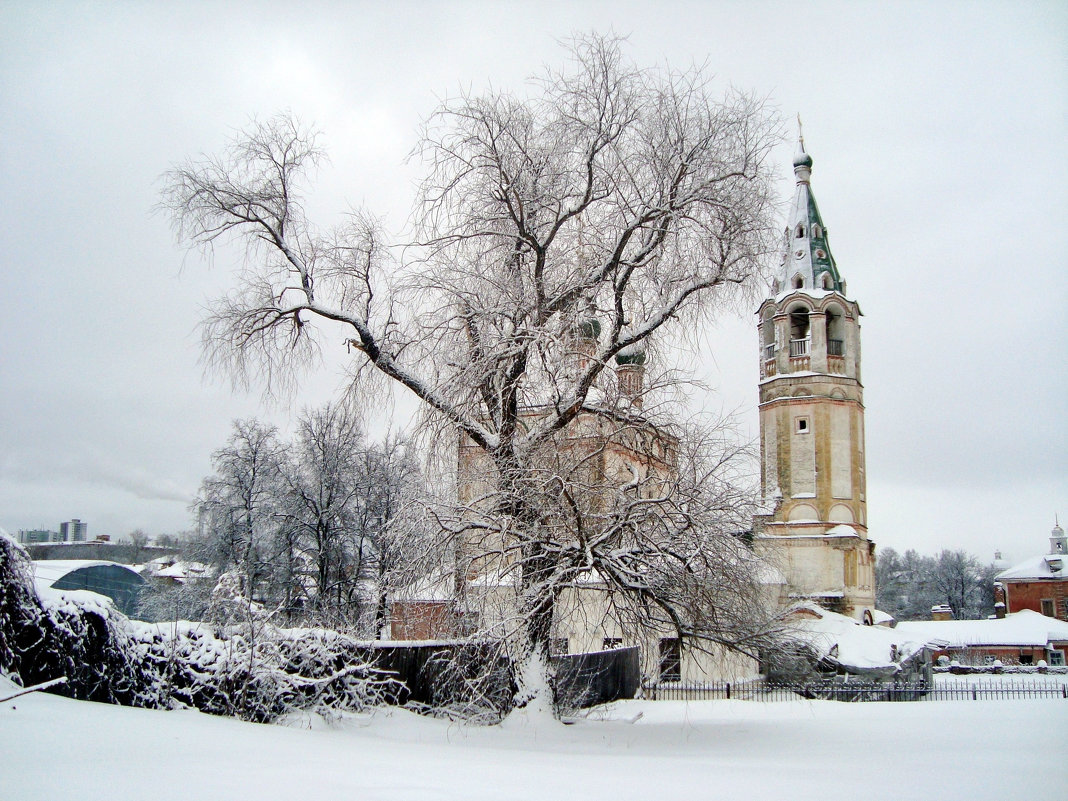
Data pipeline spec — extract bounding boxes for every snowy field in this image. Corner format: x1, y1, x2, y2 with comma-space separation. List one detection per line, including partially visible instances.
2, 676, 1064, 801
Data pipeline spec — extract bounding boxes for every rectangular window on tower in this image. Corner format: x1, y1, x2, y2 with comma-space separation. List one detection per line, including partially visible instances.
796, 417, 810, 434
844, 550, 858, 587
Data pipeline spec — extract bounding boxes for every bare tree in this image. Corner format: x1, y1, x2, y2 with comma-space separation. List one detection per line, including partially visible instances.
275, 403, 368, 624
931, 549, 988, 620
195, 419, 285, 603
163, 34, 781, 708
127, 529, 150, 550
876, 546, 998, 621
356, 433, 442, 637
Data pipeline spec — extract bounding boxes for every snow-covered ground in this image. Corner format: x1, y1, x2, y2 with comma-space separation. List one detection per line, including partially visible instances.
2, 675, 1063, 801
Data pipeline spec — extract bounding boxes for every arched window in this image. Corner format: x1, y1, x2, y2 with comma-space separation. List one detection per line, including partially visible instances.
761, 309, 775, 360
795, 224, 805, 238
826, 306, 845, 356
789, 307, 810, 357
821, 272, 833, 290
812, 224, 822, 238
792, 273, 804, 290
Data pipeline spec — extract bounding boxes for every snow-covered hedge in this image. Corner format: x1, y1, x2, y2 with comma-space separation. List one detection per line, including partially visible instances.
1, 534, 154, 706
1, 534, 399, 722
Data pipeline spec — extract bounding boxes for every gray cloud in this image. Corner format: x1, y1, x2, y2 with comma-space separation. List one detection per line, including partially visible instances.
1, 2, 1064, 555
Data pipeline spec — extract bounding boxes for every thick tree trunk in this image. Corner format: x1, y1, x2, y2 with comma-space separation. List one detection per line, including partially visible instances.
514, 542, 558, 715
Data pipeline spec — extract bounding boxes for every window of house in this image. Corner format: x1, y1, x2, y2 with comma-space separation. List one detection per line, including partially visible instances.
658, 638, 682, 682
1041, 599, 1055, 617
1049, 650, 1065, 667
1019, 653, 1033, 665
602, 637, 623, 650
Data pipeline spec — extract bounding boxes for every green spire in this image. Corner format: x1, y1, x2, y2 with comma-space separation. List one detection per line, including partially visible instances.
774, 137, 844, 295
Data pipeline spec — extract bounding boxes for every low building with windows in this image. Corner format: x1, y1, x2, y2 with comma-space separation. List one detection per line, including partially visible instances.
995, 522, 1067, 621
894, 609, 1068, 667
16, 529, 60, 544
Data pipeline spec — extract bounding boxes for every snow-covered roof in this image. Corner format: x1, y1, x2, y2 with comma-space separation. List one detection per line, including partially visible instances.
154, 560, 210, 581
31, 560, 137, 585
787, 603, 926, 672
894, 610, 1068, 648
392, 572, 455, 602
996, 553, 1066, 582
872, 609, 895, 626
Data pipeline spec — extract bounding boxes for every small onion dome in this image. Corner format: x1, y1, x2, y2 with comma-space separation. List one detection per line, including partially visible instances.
615, 347, 646, 366
793, 149, 813, 169
575, 318, 601, 339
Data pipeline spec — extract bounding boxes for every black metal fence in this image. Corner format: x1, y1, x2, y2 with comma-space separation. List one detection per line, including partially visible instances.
554, 647, 641, 710
643, 679, 1068, 703
365, 643, 642, 717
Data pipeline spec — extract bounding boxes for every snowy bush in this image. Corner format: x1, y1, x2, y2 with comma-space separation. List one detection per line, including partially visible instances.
133, 621, 402, 722
1, 533, 401, 722
0, 533, 155, 706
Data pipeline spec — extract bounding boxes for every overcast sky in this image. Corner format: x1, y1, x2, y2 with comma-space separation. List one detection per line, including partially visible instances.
1, 1, 1064, 564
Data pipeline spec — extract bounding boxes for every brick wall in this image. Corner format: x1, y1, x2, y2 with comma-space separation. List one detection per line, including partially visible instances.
1004, 580, 1067, 621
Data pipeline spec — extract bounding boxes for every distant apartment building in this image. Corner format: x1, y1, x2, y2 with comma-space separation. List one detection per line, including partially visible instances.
59, 519, 88, 542
17, 529, 58, 544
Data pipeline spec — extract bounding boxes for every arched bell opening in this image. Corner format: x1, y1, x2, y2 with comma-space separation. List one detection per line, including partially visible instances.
825, 305, 845, 357
761, 308, 776, 362
788, 306, 810, 358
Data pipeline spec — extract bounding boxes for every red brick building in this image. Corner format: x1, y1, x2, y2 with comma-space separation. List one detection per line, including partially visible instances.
389, 573, 459, 641
996, 522, 1067, 622
895, 610, 1068, 667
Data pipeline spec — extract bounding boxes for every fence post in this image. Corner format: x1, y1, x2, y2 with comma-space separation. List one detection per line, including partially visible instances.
726, 682, 731, 700
972, 688, 977, 701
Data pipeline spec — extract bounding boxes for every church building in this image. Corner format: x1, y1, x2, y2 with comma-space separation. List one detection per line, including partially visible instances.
753, 139, 876, 622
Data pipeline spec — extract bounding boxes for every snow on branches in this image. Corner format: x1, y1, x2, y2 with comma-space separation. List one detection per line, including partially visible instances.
1, 533, 398, 722
162, 34, 785, 713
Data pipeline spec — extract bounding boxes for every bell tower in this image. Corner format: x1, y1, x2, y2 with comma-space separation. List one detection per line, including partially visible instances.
755, 138, 875, 621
